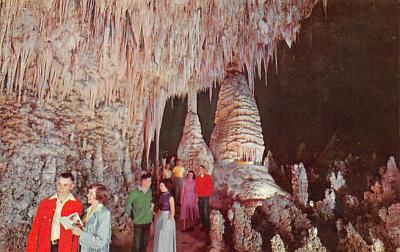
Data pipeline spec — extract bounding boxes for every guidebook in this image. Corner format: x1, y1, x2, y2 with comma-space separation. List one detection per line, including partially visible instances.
60, 212, 83, 230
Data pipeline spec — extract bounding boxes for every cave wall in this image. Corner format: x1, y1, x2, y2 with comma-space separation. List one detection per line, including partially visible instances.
0, 94, 143, 250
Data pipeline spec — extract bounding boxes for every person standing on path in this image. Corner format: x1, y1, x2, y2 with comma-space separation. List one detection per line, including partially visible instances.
172, 159, 185, 205
72, 183, 111, 252
194, 165, 213, 231
153, 180, 176, 252
180, 171, 199, 231
26, 172, 83, 252
124, 173, 153, 252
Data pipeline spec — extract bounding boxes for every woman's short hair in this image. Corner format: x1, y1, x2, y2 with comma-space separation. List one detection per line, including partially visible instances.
161, 180, 173, 191
88, 183, 109, 205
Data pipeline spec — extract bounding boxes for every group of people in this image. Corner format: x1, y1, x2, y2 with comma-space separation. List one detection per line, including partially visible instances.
25, 159, 214, 252
125, 161, 214, 252
160, 157, 214, 232
26, 172, 111, 252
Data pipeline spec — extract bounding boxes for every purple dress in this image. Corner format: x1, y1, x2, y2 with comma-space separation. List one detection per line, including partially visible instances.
180, 179, 199, 220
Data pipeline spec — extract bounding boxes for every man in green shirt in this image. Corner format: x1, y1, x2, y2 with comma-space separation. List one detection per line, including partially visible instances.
124, 173, 153, 252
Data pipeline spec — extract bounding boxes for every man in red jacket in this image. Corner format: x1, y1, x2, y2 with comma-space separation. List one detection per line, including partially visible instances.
194, 165, 213, 231
26, 172, 82, 252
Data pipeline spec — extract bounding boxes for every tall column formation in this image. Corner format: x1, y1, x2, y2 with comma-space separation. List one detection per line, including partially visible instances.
177, 91, 214, 174
210, 73, 265, 164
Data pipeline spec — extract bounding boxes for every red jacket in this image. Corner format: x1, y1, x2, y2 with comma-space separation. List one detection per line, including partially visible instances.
26, 195, 82, 252
195, 174, 214, 197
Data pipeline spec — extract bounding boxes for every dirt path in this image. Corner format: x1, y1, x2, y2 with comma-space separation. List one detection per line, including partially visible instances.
148, 217, 209, 252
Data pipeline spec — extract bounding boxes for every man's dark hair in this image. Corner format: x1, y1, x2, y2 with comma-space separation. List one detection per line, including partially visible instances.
140, 173, 152, 181
59, 171, 75, 183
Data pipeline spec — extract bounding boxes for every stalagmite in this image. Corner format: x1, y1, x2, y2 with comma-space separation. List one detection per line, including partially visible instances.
379, 203, 400, 247
271, 234, 287, 252
337, 223, 369, 251
230, 201, 263, 252
210, 74, 265, 164
291, 163, 309, 208
209, 210, 226, 252
329, 171, 346, 191
177, 91, 214, 174
294, 227, 327, 252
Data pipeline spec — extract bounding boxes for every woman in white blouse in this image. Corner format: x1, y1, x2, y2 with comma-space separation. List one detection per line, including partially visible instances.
72, 183, 111, 252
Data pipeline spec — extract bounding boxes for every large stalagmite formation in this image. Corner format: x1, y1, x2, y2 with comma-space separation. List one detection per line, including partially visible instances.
210, 73, 265, 164
209, 72, 287, 251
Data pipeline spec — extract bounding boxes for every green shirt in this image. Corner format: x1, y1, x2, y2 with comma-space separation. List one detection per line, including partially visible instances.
124, 187, 153, 225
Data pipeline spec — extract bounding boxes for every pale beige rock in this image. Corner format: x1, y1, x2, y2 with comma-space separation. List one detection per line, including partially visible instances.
295, 227, 327, 252
271, 234, 287, 252
209, 210, 226, 252
230, 201, 263, 252
210, 74, 264, 164
177, 111, 214, 174
292, 163, 309, 208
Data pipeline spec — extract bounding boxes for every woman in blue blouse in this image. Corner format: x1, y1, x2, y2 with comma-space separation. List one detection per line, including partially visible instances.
153, 180, 176, 252
72, 183, 111, 252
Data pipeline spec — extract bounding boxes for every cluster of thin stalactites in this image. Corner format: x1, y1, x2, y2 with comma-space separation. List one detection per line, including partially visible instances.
0, 0, 324, 164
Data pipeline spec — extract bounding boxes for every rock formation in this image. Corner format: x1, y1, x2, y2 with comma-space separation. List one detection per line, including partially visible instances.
271, 234, 287, 252
209, 210, 226, 252
0, 0, 323, 249
337, 223, 369, 252
291, 163, 309, 208
210, 74, 265, 164
229, 201, 263, 252
257, 194, 312, 244
379, 203, 400, 247
364, 157, 400, 207
330, 171, 346, 192
0, 95, 142, 250
0, 0, 319, 166
177, 95, 214, 174
294, 227, 327, 252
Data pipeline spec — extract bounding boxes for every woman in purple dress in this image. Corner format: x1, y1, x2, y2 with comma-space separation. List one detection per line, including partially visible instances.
180, 171, 199, 231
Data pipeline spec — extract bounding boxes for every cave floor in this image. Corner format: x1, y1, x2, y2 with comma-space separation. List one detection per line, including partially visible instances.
111, 207, 209, 252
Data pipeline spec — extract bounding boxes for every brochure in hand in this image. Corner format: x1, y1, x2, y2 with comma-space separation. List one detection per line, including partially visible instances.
60, 212, 83, 230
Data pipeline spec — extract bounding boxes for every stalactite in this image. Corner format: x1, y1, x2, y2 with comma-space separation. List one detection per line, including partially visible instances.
0, 0, 319, 153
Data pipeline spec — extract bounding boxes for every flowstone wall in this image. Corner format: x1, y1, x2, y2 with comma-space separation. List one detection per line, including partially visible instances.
0, 94, 143, 250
